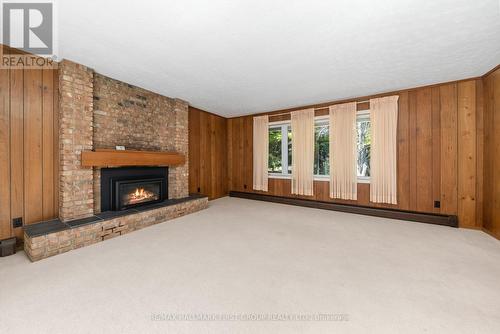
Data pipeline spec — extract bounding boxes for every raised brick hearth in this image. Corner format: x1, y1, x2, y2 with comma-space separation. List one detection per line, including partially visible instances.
25, 196, 208, 262
23, 59, 204, 261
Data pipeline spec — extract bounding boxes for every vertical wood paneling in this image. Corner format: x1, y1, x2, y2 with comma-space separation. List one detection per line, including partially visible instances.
1, 66, 58, 238
408, 91, 418, 210
415, 88, 433, 212
397, 91, 410, 210
188, 107, 228, 199
210, 116, 217, 195
483, 74, 493, 233
475, 79, 484, 228
235, 117, 243, 191
42, 69, 55, 219
356, 183, 371, 206
199, 111, 210, 196
439, 83, 458, 215
0, 69, 11, 239
457, 81, 477, 228
493, 70, 500, 237
53, 70, 59, 221
216, 116, 228, 196
24, 69, 44, 225
483, 68, 500, 238
226, 116, 254, 193
431, 87, 441, 213
227, 119, 233, 190
226, 78, 486, 228
10, 68, 24, 238
200, 113, 211, 195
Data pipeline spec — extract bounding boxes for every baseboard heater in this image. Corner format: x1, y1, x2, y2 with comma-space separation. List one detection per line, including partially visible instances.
229, 191, 458, 228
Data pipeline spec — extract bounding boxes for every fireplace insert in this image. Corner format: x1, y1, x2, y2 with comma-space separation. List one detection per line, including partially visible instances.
100, 167, 168, 211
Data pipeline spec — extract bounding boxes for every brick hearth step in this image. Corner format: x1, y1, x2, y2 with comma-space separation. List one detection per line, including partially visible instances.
24, 195, 208, 262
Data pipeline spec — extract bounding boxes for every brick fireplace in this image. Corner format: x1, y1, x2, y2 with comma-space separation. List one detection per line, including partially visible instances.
23, 59, 207, 261
59, 60, 189, 222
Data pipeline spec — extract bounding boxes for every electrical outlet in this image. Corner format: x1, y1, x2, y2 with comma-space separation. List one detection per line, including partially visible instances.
434, 201, 441, 209
12, 217, 23, 228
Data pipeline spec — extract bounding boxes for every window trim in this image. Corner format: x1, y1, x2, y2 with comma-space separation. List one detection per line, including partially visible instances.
315, 115, 329, 122
357, 109, 370, 118
357, 176, 370, 184
268, 114, 371, 183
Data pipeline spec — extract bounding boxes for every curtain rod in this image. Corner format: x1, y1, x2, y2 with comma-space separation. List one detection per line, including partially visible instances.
267, 100, 370, 118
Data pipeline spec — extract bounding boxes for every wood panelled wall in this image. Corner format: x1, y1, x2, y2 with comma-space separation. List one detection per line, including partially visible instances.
188, 107, 227, 199
0, 67, 59, 240
483, 67, 500, 239
0, 66, 494, 239
227, 79, 484, 229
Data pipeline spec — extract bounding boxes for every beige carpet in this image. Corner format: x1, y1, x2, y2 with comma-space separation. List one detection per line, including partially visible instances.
1, 197, 499, 334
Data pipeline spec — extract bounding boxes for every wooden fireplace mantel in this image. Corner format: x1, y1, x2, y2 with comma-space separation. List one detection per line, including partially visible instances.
81, 149, 185, 167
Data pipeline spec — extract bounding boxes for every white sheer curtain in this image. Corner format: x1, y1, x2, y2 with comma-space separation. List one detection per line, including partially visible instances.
370, 96, 399, 204
291, 109, 315, 196
329, 102, 358, 200
253, 115, 269, 191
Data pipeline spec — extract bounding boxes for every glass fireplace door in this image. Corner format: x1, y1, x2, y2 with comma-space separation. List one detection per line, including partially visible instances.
115, 178, 163, 210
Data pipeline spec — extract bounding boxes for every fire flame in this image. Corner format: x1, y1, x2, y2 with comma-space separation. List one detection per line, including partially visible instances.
127, 187, 156, 204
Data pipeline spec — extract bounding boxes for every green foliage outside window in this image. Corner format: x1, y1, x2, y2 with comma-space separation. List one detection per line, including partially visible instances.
314, 124, 329, 175
268, 117, 370, 178
268, 128, 282, 173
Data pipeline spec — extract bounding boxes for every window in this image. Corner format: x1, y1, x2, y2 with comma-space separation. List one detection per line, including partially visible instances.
356, 112, 371, 178
268, 127, 282, 173
268, 112, 371, 182
287, 127, 292, 174
268, 123, 291, 175
314, 120, 329, 176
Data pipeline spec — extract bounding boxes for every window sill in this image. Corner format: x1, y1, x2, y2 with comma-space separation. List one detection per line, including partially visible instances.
357, 177, 371, 184
268, 174, 370, 183
268, 173, 292, 179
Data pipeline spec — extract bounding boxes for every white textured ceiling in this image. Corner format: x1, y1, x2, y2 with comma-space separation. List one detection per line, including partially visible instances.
58, 0, 500, 117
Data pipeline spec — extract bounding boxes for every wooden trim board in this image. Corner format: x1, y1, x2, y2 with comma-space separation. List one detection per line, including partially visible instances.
81, 149, 185, 167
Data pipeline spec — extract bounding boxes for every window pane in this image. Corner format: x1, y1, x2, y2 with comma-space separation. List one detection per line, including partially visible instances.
268, 128, 282, 173
357, 119, 371, 177
314, 123, 330, 176
287, 126, 292, 174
